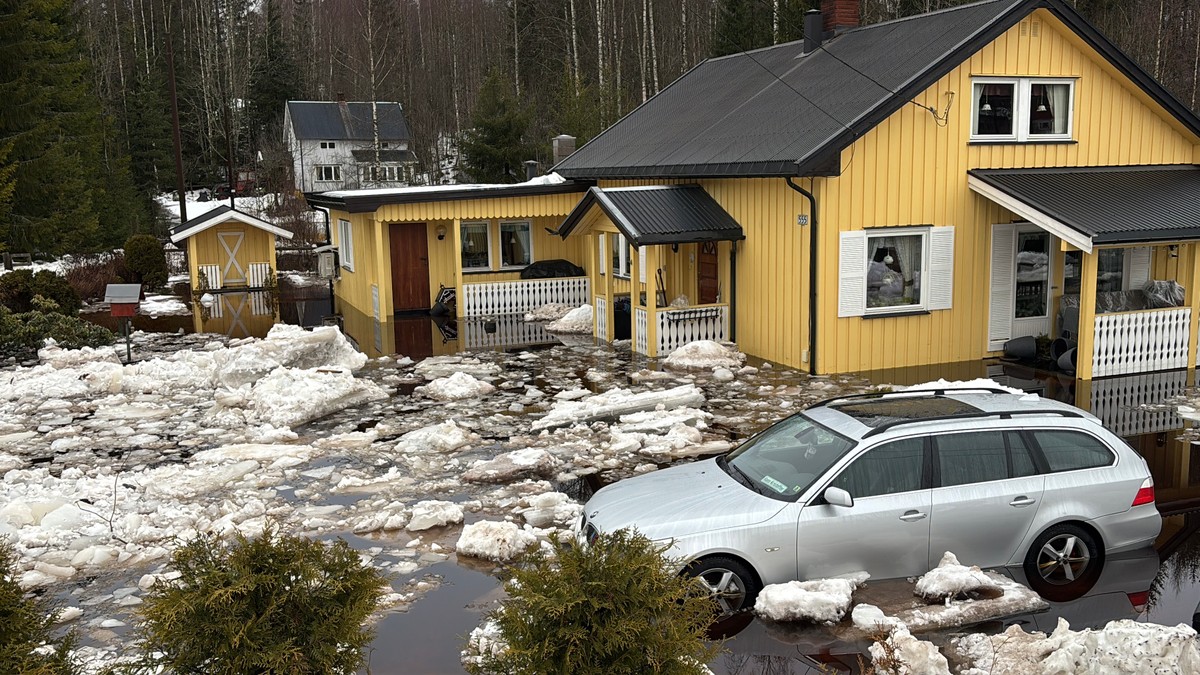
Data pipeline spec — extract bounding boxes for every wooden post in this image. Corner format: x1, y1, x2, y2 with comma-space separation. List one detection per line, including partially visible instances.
1187, 243, 1200, 369
586, 234, 598, 336
631, 243, 642, 354
452, 218, 465, 319
603, 235, 614, 341
646, 244, 659, 357
1075, 250, 1099, 380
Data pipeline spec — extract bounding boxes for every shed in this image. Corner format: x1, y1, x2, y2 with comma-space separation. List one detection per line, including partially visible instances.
169, 205, 293, 292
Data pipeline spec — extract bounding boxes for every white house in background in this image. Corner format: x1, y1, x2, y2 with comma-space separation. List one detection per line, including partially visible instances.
283, 98, 418, 193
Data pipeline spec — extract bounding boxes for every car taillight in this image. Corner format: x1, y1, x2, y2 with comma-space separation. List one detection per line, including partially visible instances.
1132, 478, 1155, 507
1127, 590, 1150, 613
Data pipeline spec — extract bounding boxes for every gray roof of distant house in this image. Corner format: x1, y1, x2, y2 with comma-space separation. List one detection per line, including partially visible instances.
350, 149, 416, 163
557, 185, 745, 246
554, 0, 1200, 179
287, 101, 412, 141
968, 165, 1200, 244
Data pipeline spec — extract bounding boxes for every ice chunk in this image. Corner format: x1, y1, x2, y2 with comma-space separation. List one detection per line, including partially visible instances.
851, 604, 905, 632
532, 384, 705, 430
395, 420, 477, 454
869, 627, 950, 675
663, 341, 745, 370
462, 619, 508, 669
456, 520, 539, 562
417, 372, 496, 401
462, 449, 560, 484
406, 500, 464, 531
514, 492, 583, 528
914, 551, 1002, 600
413, 355, 501, 380
754, 572, 868, 623
545, 304, 593, 334
523, 303, 574, 322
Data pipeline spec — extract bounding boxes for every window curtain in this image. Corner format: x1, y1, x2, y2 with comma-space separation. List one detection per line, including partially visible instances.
1046, 84, 1069, 134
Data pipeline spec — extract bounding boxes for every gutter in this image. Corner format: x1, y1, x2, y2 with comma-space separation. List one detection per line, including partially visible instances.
785, 177, 818, 375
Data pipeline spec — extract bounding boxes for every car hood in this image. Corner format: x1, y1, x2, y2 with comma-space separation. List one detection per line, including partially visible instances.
584, 458, 789, 540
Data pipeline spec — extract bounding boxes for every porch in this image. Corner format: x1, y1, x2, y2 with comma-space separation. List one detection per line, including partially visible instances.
461, 276, 590, 317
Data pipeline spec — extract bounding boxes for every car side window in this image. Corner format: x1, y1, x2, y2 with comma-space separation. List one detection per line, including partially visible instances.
829, 438, 925, 498
1030, 430, 1115, 472
1008, 432, 1039, 477
935, 432, 1008, 487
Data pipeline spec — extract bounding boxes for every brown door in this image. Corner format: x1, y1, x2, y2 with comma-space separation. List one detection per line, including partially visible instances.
393, 316, 435, 358
390, 223, 431, 312
698, 242, 719, 304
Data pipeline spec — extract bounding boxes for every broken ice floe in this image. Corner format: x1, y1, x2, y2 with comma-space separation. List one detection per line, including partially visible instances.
531, 384, 706, 430
544, 304, 593, 334
663, 340, 745, 370
456, 520, 542, 562
462, 448, 560, 484
417, 371, 496, 401
523, 303, 574, 322
754, 572, 869, 623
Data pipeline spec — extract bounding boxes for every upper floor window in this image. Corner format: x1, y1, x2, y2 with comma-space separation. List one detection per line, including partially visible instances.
971, 78, 1074, 142
316, 165, 340, 182
500, 221, 532, 268
319, 141, 337, 149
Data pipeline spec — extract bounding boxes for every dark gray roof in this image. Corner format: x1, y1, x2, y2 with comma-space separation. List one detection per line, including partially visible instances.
350, 149, 416, 163
286, 101, 411, 141
968, 165, 1200, 244
555, 0, 1200, 179
557, 185, 745, 246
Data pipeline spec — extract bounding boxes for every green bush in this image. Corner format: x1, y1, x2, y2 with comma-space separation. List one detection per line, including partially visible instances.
123, 234, 167, 290
0, 304, 115, 358
0, 269, 81, 314
131, 528, 386, 675
0, 543, 79, 675
465, 530, 721, 675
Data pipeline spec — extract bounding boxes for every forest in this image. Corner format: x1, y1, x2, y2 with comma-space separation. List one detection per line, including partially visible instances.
2, 0, 1199, 253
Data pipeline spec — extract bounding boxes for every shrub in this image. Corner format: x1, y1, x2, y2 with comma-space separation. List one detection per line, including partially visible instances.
132, 528, 386, 675
0, 305, 115, 358
0, 269, 81, 314
0, 543, 79, 675
61, 252, 130, 302
465, 530, 721, 675
123, 234, 168, 290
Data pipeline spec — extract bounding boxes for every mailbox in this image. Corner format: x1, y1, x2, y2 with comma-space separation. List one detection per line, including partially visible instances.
104, 284, 142, 318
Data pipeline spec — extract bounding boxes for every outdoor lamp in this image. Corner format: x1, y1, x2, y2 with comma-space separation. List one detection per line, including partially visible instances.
436, 224, 447, 240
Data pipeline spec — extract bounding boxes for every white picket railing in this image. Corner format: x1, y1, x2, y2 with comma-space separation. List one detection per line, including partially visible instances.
1089, 369, 1187, 438
461, 313, 557, 350
657, 304, 730, 355
594, 296, 607, 340
462, 277, 589, 317
198, 264, 222, 290
1092, 307, 1191, 377
249, 291, 272, 316
634, 307, 649, 355
247, 262, 271, 288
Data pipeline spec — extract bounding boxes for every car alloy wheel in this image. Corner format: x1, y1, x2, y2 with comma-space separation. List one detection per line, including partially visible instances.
1036, 532, 1091, 584
686, 556, 760, 618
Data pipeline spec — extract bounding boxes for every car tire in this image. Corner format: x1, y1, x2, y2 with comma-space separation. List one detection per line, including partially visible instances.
1023, 523, 1102, 601
685, 556, 761, 618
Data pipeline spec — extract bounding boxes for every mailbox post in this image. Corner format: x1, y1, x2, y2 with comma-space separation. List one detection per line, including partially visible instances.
104, 284, 142, 362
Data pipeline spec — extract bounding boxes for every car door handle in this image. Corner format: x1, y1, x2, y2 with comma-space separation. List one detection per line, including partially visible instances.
1009, 496, 1036, 507
899, 510, 927, 522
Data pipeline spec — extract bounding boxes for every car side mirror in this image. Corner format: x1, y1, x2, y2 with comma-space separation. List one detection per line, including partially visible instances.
824, 486, 854, 508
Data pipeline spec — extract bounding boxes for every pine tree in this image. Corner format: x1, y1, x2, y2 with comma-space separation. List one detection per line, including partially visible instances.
460, 69, 534, 183
125, 65, 174, 201
712, 0, 775, 57
246, 0, 301, 152
0, 143, 15, 249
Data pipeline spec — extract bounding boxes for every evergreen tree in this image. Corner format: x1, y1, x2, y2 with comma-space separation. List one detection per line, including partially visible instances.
712, 0, 775, 57
126, 65, 173, 201
460, 69, 534, 183
0, 143, 15, 248
246, 0, 301, 152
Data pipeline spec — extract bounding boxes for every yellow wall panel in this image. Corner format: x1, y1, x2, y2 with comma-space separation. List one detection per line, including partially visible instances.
186, 224, 274, 289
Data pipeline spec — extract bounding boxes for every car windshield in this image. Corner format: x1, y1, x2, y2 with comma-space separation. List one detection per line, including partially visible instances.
724, 414, 855, 501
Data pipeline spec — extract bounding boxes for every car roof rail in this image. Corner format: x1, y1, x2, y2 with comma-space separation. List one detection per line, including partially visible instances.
861, 409, 1084, 438
809, 387, 1019, 409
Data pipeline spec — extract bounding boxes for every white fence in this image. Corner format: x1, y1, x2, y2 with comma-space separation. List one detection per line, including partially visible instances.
634, 307, 649, 355
460, 314, 557, 350
198, 264, 222, 290
656, 304, 730, 355
1092, 308, 1191, 377
1090, 370, 1188, 438
462, 277, 589, 317
247, 262, 272, 288
594, 296, 607, 340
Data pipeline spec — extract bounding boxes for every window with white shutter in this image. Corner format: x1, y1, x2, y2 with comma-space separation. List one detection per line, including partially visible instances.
839, 226, 955, 318
988, 223, 1017, 351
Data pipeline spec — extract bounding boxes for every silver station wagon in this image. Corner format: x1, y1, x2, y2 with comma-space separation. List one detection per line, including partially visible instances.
578, 389, 1161, 614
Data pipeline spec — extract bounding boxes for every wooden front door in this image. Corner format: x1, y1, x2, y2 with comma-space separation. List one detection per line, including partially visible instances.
697, 242, 719, 304
390, 223, 431, 312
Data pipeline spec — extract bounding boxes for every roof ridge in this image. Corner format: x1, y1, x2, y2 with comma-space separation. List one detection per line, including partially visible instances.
841, 0, 1018, 34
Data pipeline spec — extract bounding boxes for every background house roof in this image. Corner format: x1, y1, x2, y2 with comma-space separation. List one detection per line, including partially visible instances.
557, 185, 745, 246
968, 165, 1200, 246
286, 101, 412, 141
553, 0, 1200, 179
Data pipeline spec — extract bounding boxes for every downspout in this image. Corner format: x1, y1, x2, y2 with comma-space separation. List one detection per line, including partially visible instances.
785, 177, 818, 375
309, 203, 336, 313
729, 241, 738, 341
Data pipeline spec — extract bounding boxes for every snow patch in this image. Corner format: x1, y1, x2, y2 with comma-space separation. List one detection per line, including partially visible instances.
754, 572, 868, 623
663, 341, 745, 370
456, 520, 539, 562
914, 551, 1001, 600
417, 372, 496, 401
523, 303, 574, 322
870, 627, 950, 675
544, 304, 593, 334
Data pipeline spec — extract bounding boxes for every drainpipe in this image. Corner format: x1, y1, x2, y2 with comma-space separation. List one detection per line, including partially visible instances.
785, 177, 818, 375
729, 241, 738, 342
309, 203, 336, 313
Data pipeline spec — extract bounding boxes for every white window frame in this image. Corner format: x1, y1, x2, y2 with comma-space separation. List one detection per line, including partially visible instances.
597, 233, 606, 276
320, 141, 337, 149
863, 227, 930, 316
316, 165, 341, 182
461, 220, 492, 271
970, 77, 1075, 142
499, 220, 533, 269
612, 233, 631, 278
360, 165, 401, 183
337, 218, 355, 271
839, 226, 955, 318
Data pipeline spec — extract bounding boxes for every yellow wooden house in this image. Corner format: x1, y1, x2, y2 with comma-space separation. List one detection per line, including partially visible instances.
547, 0, 1200, 381
306, 178, 591, 357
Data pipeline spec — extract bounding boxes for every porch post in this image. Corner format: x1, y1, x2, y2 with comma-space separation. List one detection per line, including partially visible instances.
602, 235, 614, 340
631, 243, 643, 354
1187, 243, 1200, 368
646, 245, 659, 357
586, 234, 598, 336
1075, 251, 1099, 380
452, 218, 464, 319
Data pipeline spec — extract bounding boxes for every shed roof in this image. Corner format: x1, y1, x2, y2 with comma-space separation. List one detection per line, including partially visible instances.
169, 205, 294, 243
967, 165, 1200, 250
553, 0, 1200, 179
556, 185, 745, 246
286, 101, 411, 141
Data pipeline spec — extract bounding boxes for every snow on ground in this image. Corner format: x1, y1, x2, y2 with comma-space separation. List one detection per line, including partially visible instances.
544, 303, 593, 334
871, 627, 951, 675
135, 294, 191, 317
0, 258, 66, 277
754, 572, 869, 623
663, 340, 746, 370
523, 303, 574, 322
952, 618, 1200, 674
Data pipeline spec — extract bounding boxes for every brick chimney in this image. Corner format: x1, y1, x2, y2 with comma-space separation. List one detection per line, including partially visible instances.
822, 0, 859, 34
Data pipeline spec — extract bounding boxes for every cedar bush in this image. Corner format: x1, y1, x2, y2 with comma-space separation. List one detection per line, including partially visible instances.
0, 269, 81, 314
131, 528, 386, 675
0, 302, 114, 358
465, 530, 721, 675
123, 234, 167, 290
0, 543, 79, 675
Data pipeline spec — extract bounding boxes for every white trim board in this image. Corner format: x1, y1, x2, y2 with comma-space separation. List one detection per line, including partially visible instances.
170, 209, 294, 243
967, 175, 1093, 253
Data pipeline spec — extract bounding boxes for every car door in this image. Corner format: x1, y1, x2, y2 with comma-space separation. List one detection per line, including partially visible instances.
795, 437, 932, 581
928, 430, 1046, 569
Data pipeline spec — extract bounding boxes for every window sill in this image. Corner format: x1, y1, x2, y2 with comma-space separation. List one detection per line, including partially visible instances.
499, 265, 529, 272
462, 268, 495, 276
969, 139, 1077, 146
860, 309, 931, 319
340, 266, 355, 273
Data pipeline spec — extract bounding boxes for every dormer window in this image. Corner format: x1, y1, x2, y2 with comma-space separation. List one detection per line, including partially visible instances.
971, 78, 1074, 142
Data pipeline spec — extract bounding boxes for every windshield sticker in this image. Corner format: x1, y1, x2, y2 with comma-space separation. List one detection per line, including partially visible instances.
760, 475, 789, 494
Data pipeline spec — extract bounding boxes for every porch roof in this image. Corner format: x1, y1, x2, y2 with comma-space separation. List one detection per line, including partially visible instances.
968, 165, 1200, 252
555, 185, 745, 246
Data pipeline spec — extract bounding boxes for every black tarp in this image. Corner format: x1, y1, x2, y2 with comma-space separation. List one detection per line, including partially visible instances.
520, 259, 585, 279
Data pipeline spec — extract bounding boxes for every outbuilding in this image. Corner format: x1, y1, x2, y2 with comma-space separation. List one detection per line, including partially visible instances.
169, 205, 293, 293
